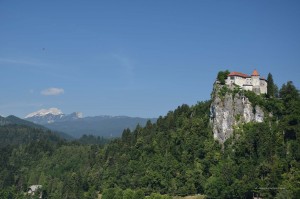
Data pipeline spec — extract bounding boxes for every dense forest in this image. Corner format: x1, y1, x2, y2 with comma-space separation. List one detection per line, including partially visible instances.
0, 77, 299, 198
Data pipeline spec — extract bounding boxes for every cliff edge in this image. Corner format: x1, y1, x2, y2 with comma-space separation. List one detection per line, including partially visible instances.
210, 83, 264, 144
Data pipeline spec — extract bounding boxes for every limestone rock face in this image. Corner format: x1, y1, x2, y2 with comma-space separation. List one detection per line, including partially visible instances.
210, 85, 264, 144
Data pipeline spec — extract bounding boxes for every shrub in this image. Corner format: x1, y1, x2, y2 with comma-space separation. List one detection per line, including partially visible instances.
217, 70, 230, 85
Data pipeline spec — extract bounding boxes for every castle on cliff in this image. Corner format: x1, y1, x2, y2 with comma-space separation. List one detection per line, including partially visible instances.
225, 69, 267, 94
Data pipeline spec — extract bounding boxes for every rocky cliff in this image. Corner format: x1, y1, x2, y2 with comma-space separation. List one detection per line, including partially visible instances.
210, 83, 264, 144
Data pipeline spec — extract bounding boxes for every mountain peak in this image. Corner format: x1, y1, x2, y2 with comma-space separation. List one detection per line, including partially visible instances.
73, 112, 83, 118
25, 108, 63, 118
65, 112, 83, 120
25, 108, 84, 125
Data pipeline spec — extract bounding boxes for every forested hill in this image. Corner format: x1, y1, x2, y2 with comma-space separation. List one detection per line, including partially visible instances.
0, 80, 299, 199
0, 124, 62, 147
0, 115, 47, 129
0, 115, 73, 140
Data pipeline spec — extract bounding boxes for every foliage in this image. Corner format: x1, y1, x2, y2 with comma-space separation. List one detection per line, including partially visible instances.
0, 186, 25, 199
0, 124, 62, 148
148, 193, 172, 199
244, 90, 265, 108
217, 85, 230, 98
216, 83, 241, 100
0, 80, 299, 198
75, 134, 111, 145
217, 70, 230, 85
101, 188, 145, 199
267, 73, 275, 98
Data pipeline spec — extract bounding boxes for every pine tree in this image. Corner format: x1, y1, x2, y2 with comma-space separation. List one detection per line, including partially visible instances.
267, 73, 275, 98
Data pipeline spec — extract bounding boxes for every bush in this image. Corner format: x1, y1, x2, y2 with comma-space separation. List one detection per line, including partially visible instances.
133, 189, 145, 199
123, 189, 134, 199
217, 70, 230, 85
148, 193, 172, 199
244, 90, 265, 109
102, 188, 145, 199
101, 188, 116, 199
218, 85, 230, 98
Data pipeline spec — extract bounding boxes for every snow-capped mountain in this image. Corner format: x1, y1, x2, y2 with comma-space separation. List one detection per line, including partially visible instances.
25, 108, 83, 124
25, 108, 157, 138
25, 108, 63, 118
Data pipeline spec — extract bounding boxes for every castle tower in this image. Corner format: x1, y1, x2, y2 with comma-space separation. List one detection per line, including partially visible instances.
251, 69, 260, 94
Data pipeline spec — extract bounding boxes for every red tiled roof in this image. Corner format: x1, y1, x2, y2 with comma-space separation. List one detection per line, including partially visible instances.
252, 69, 259, 76
228, 72, 250, 78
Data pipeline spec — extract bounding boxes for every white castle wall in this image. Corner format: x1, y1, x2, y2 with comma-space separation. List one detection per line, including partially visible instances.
225, 72, 267, 95
260, 80, 267, 94
243, 85, 253, 91
251, 76, 260, 87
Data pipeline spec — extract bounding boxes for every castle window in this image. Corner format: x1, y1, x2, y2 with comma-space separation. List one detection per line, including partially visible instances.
230, 76, 234, 80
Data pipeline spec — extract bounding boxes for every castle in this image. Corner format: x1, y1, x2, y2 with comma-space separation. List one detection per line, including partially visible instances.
225, 69, 267, 94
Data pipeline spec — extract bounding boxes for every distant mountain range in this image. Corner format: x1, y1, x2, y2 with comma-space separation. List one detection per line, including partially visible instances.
25, 108, 156, 138
25, 108, 83, 124
0, 115, 72, 140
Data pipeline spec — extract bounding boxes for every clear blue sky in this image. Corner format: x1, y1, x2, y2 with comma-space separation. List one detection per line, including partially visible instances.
1, 0, 299, 118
